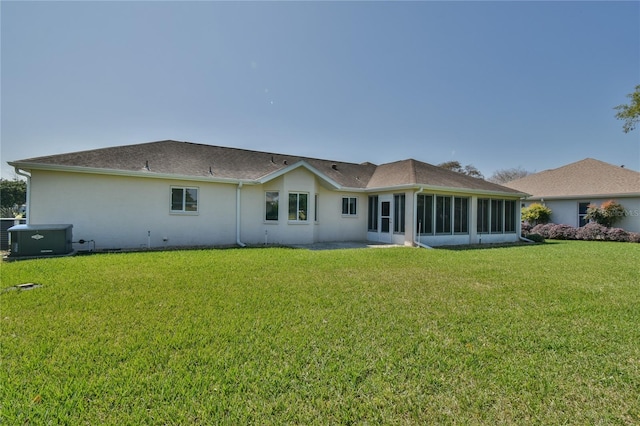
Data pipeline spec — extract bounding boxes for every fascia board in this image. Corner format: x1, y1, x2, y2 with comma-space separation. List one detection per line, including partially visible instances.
8, 162, 255, 185
365, 183, 529, 198
524, 193, 640, 201
256, 160, 342, 189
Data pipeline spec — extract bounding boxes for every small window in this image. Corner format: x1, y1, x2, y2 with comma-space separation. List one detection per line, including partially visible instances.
265, 191, 279, 221
288, 192, 308, 221
171, 187, 198, 213
342, 197, 357, 216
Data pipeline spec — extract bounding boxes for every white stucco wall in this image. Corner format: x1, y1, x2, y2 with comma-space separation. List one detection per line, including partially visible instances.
29, 170, 238, 250
523, 197, 640, 233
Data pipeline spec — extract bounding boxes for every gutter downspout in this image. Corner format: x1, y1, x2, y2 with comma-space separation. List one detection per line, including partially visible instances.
236, 182, 246, 247
413, 186, 433, 249
14, 168, 31, 225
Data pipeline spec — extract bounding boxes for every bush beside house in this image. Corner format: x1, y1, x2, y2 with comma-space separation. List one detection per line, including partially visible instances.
523, 222, 640, 243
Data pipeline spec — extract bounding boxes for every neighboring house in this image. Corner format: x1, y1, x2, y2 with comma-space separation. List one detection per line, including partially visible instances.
9, 140, 527, 250
505, 158, 640, 233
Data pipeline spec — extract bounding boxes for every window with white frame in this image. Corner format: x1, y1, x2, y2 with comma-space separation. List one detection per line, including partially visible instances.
265, 191, 279, 221
288, 192, 308, 221
171, 187, 198, 213
342, 197, 357, 216
578, 202, 590, 227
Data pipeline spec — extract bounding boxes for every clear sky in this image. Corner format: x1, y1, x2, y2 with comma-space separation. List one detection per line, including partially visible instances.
2, 1, 639, 180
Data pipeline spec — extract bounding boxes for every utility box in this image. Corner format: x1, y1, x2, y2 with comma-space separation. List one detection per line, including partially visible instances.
8, 224, 73, 257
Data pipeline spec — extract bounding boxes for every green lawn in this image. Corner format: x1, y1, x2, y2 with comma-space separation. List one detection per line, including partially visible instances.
2, 241, 639, 424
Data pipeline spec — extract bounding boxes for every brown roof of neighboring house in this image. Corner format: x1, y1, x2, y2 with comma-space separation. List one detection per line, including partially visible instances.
10, 140, 524, 195
504, 158, 640, 198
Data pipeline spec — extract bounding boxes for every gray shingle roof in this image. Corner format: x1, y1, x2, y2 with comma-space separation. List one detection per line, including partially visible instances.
504, 158, 640, 198
10, 140, 523, 195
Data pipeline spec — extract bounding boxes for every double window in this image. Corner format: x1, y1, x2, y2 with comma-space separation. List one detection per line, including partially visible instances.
342, 197, 357, 216
578, 202, 590, 227
289, 193, 308, 221
171, 187, 198, 213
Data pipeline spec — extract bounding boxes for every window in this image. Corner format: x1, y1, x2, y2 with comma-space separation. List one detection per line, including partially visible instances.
342, 197, 357, 216
578, 202, 590, 227
368, 196, 378, 231
491, 199, 504, 233
453, 197, 469, 234
504, 200, 517, 233
288, 192, 308, 221
435, 195, 452, 234
416, 194, 433, 234
265, 191, 279, 221
477, 198, 490, 233
171, 187, 198, 213
394, 194, 406, 233
314, 194, 319, 222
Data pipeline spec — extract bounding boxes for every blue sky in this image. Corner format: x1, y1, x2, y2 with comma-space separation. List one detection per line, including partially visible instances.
2, 1, 639, 179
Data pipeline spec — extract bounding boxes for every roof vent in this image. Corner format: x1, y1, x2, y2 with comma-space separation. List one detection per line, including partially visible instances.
283, 160, 288, 165
209, 166, 213, 175
332, 164, 338, 170
144, 160, 150, 171
271, 156, 275, 164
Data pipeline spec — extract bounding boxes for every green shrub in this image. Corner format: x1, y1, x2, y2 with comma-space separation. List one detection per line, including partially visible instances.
525, 233, 545, 243
521, 203, 552, 225
585, 200, 627, 228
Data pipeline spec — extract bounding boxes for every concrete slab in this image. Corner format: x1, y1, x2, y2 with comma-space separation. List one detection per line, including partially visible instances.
288, 241, 405, 251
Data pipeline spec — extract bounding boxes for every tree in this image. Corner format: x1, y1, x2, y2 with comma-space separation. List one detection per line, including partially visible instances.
437, 161, 484, 179
0, 179, 27, 208
614, 84, 640, 133
488, 167, 531, 184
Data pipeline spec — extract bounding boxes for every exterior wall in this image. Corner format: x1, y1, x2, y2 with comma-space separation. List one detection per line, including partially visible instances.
522, 197, 640, 233
239, 169, 367, 245
29, 170, 238, 250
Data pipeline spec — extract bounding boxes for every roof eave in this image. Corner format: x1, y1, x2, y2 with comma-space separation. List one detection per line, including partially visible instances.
524, 193, 640, 200
8, 162, 254, 185
257, 160, 343, 189
366, 183, 528, 198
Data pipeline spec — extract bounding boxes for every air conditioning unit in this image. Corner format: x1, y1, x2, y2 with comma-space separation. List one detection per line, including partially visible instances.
8, 224, 73, 258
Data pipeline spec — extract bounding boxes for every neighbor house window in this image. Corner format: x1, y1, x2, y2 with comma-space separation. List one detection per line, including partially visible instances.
342, 197, 357, 216
171, 187, 198, 213
504, 200, 517, 233
578, 202, 590, 227
416, 194, 433, 234
435, 195, 452, 234
394, 194, 406, 233
288, 192, 308, 221
368, 195, 378, 231
453, 197, 469, 234
265, 191, 279, 221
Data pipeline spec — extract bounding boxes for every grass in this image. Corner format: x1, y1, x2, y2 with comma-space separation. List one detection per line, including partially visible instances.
1, 241, 639, 424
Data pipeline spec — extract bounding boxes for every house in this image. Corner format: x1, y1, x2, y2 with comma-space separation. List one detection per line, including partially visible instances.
8, 140, 527, 250
505, 158, 640, 233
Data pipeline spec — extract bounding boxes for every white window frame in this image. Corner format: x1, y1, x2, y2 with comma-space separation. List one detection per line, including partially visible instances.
265, 191, 279, 222
288, 192, 309, 222
170, 186, 199, 214
342, 197, 358, 216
